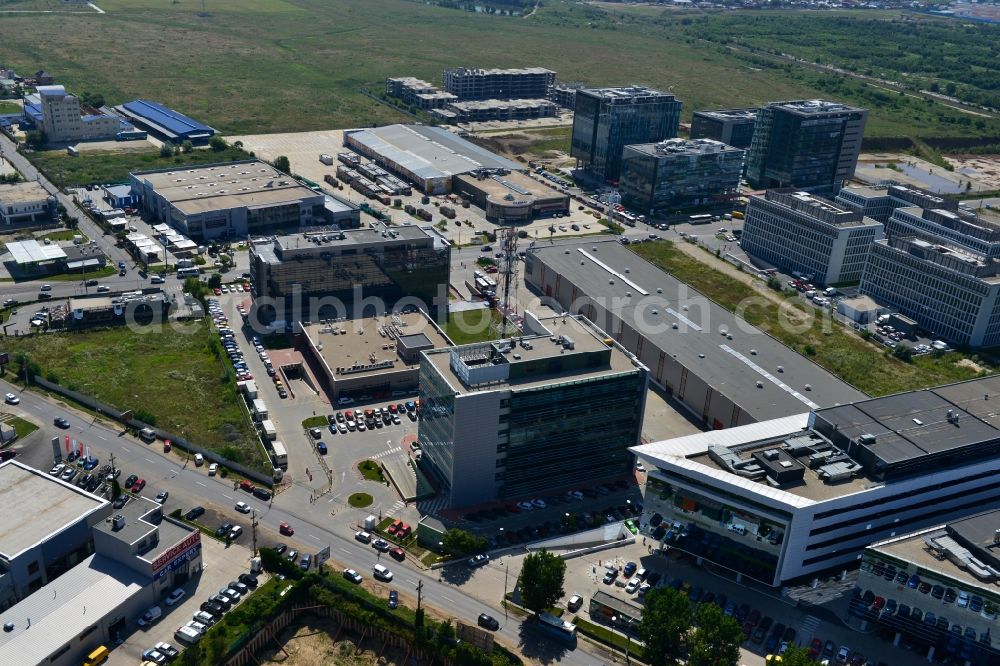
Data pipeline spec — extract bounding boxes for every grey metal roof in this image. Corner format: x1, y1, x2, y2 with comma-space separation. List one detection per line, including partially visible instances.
526, 240, 865, 421
346, 124, 521, 181
0, 554, 146, 665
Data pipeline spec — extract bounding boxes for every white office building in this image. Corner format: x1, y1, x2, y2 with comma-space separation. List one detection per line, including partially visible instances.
30, 85, 120, 143
633, 375, 1000, 587
740, 190, 884, 285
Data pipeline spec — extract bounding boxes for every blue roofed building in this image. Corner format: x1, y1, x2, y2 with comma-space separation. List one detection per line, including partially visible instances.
114, 100, 215, 144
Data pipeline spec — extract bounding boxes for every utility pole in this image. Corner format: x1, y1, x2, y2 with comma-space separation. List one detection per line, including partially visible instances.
251, 509, 259, 557
416, 579, 423, 613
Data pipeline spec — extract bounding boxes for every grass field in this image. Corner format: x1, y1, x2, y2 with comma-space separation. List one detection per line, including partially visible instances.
444, 308, 501, 345
0, 101, 20, 115
6, 322, 265, 469
631, 241, 992, 396
28, 146, 250, 188
0, 0, 992, 139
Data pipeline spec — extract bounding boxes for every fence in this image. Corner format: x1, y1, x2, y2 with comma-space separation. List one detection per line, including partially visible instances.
31, 375, 275, 486
224, 604, 438, 666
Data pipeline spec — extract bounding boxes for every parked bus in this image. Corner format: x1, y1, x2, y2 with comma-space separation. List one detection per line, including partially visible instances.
176, 267, 201, 278
688, 214, 713, 224
534, 612, 577, 644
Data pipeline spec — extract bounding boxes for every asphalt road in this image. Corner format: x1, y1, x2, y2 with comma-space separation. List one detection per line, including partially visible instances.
4, 380, 605, 664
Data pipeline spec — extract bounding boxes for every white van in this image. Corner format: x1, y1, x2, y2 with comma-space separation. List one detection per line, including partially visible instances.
373, 564, 393, 582
174, 625, 201, 645
137, 605, 162, 627
729, 523, 747, 536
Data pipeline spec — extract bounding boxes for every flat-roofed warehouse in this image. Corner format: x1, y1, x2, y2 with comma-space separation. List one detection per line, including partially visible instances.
524, 239, 865, 428
129, 160, 326, 241
453, 169, 569, 224
343, 124, 523, 195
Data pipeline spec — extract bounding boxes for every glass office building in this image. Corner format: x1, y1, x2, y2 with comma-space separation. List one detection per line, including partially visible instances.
619, 138, 744, 215
746, 100, 867, 190
571, 86, 682, 183
249, 226, 451, 321
417, 315, 648, 509
690, 108, 759, 150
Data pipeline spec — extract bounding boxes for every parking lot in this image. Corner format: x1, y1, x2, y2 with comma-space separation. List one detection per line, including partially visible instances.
109, 538, 260, 666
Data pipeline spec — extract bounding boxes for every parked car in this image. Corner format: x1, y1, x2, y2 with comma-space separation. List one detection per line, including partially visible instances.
343, 568, 362, 584
478, 613, 500, 631
468, 554, 490, 568
185, 506, 205, 520
165, 588, 186, 606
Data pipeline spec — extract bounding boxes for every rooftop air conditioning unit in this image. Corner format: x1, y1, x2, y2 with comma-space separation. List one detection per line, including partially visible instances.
111, 514, 126, 531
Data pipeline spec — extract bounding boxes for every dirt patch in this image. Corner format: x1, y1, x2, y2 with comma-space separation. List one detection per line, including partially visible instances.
945, 154, 1000, 190
260, 614, 409, 665
957, 357, 986, 374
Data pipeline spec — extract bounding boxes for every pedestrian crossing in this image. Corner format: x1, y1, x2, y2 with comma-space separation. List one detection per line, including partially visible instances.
417, 496, 449, 517
798, 614, 821, 643
371, 446, 402, 461
385, 500, 406, 517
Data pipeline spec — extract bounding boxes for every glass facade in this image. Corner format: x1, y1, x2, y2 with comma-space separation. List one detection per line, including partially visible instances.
571, 88, 682, 182
499, 372, 644, 499
619, 143, 744, 214
253, 241, 451, 319
416, 361, 458, 495
747, 102, 867, 189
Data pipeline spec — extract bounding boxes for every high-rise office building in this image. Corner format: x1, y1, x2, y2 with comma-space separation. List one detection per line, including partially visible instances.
441, 67, 556, 100
690, 108, 759, 149
740, 190, 884, 285
570, 86, 682, 182
619, 138, 744, 214
745, 100, 867, 190
417, 314, 648, 509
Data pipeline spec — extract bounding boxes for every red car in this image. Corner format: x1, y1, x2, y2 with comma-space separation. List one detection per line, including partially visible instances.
389, 547, 405, 561
240, 479, 255, 493
388, 403, 398, 414
213, 288, 222, 296
872, 596, 886, 611
279, 522, 294, 536
808, 637, 823, 657
131, 478, 146, 493
242, 283, 251, 292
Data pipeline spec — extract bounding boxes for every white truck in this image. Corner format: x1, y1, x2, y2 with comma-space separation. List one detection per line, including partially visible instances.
271, 440, 288, 468
260, 419, 277, 441
252, 399, 267, 421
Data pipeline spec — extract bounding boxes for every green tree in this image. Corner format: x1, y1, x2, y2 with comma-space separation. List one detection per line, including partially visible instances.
207, 273, 223, 289
637, 587, 692, 666
159, 142, 174, 158
209, 135, 227, 152
24, 129, 47, 149
773, 645, 820, 665
110, 478, 122, 500
892, 343, 913, 363
688, 602, 745, 666
519, 549, 566, 614
181, 139, 193, 153
273, 155, 291, 174
440, 528, 487, 557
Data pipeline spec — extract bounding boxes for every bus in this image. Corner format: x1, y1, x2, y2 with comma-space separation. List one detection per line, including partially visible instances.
534, 612, 577, 644
176, 267, 201, 278
688, 214, 713, 225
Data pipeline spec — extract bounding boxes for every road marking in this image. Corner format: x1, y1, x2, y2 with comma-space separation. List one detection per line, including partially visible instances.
196, 481, 206, 487
441, 594, 456, 604
144, 457, 156, 464
222, 494, 233, 500
309, 534, 322, 542
338, 547, 351, 555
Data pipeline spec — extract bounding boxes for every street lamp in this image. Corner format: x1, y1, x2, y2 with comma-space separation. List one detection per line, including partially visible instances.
625, 618, 634, 665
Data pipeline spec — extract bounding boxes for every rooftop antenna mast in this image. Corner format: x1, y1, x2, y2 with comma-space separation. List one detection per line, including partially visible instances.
493, 223, 520, 340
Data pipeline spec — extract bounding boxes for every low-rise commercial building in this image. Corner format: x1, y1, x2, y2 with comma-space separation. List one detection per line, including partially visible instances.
442, 67, 556, 101
740, 190, 884, 285
0, 462, 202, 666
835, 183, 955, 224
300, 311, 451, 401
418, 313, 648, 508
619, 138, 744, 215
66, 290, 170, 328
689, 108, 759, 150
130, 160, 326, 240
344, 124, 523, 195
855, 510, 1000, 663
633, 374, 1000, 587
249, 225, 451, 320
860, 236, 1000, 347
0, 181, 57, 226
524, 239, 864, 429
452, 169, 569, 224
